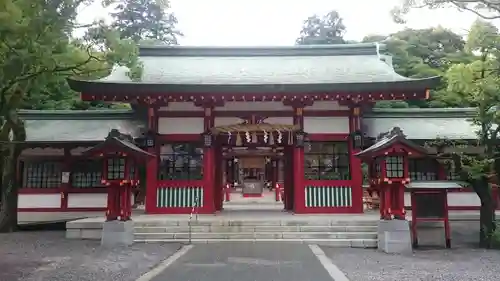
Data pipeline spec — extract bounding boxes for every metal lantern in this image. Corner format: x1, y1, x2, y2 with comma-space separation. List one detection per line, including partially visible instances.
351, 130, 364, 150
145, 130, 156, 148
295, 130, 306, 147
202, 131, 213, 148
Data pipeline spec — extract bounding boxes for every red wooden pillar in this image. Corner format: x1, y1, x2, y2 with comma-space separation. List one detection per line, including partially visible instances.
349, 106, 364, 213
145, 107, 158, 213
203, 106, 216, 213
293, 106, 305, 213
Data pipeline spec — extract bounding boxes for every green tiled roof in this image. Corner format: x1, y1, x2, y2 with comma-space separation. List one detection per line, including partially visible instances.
19, 110, 146, 142
67, 43, 440, 94
364, 108, 478, 140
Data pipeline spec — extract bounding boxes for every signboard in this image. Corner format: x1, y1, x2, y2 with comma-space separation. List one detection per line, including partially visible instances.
414, 192, 446, 218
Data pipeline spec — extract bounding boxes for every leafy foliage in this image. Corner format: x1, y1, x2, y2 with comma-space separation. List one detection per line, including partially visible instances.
296, 10, 346, 45
102, 0, 182, 45
393, 0, 500, 22
0, 0, 174, 232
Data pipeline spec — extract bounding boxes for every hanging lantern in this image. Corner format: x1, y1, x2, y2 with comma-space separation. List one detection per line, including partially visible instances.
201, 131, 213, 148
295, 130, 307, 147
145, 130, 156, 148
351, 130, 364, 150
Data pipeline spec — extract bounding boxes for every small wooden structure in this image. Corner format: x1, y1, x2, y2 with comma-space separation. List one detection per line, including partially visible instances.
356, 127, 428, 220
408, 181, 464, 248
83, 129, 155, 221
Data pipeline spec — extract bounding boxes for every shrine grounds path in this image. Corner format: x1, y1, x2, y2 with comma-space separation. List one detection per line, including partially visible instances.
2, 221, 500, 281
0, 231, 182, 281
323, 221, 500, 281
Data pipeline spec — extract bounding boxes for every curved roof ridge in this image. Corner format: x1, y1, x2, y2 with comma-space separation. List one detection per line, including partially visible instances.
138, 43, 386, 57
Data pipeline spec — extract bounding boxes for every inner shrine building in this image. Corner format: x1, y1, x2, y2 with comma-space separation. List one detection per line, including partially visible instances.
18, 43, 443, 216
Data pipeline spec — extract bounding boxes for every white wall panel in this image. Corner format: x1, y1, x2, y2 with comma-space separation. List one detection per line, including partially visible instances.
20, 148, 64, 157
18, 194, 61, 208
265, 117, 294, 125
214, 117, 242, 127
448, 192, 480, 207
159, 102, 203, 111
158, 117, 204, 134
303, 117, 349, 134
308, 101, 349, 111
67, 193, 107, 208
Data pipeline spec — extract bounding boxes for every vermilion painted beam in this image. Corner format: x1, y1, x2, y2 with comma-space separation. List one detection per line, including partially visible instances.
156, 110, 351, 118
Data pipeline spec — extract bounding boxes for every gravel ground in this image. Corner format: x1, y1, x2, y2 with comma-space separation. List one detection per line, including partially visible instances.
0, 231, 182, 281
322, 221, 500, 281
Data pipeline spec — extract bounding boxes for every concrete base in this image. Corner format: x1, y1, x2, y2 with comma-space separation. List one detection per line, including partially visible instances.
101, 220, 134, 247
377, 219, 412, 254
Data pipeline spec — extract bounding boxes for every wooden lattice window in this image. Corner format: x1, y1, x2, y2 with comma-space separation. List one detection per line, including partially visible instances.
71, 159, 104, 188
385, 156, 404, 178
22, 161, 62, 188
304, 141, 350, 180
409, 158, 437, 181
158, 142, 204, 180
107, 158, 126, 180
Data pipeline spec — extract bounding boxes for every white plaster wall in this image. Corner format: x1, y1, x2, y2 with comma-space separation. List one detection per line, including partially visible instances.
18, 194, 61, 208
67, 193, 107, 208
20, 148, 64, 157
214, 117, 242, 127
66, 193, 134, 208
219, 101, 290, 111
308, 101, 349, 111
303, 117, 350, 134
159, 102, 203, 111
70, 147, 92, 155
158, 117, 204, 134
404, 192, 411, 207
265, 117, 294, 125
448, 192, 480, 207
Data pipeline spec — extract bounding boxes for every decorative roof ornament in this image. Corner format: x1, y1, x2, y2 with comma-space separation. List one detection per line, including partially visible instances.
376, 127, 406, 141
375, 42, 382, 60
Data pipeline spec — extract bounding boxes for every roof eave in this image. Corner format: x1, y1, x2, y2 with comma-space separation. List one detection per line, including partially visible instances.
68, 77, 441, 95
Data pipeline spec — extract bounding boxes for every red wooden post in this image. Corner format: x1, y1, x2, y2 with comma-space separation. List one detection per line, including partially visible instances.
444, 189, 451, 248
410, 190, 418, 247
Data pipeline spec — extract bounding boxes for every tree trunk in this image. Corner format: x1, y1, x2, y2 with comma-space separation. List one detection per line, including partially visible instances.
0, 140, 23, 232
471, 177, 496, 248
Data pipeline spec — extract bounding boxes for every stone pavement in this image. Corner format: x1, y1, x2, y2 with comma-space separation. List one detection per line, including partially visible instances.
147, 243, 337, 281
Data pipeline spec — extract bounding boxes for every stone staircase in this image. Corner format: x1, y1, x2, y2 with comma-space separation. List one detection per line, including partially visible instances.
133, 219, 378, 248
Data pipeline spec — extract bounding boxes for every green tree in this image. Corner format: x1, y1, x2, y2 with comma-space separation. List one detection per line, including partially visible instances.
0, 0, 142, 232
103, 0, 182, 44
296, 10, 346, 45
427, 19, 500, 247
363, 27, 473, 108
393, 0, 500, 22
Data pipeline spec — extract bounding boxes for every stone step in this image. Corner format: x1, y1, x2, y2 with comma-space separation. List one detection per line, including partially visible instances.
134, 231, 378, 240
134, 225, 378, 233
133, 238, 378, 248
134, 220, 378, 227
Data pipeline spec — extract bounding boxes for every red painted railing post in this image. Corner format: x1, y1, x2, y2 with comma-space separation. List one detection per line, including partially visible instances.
225, 184, 231, 202
275, 183, 280, 201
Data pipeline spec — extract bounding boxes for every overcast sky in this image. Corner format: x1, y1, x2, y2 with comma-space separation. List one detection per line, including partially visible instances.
78, 0, 484, 46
